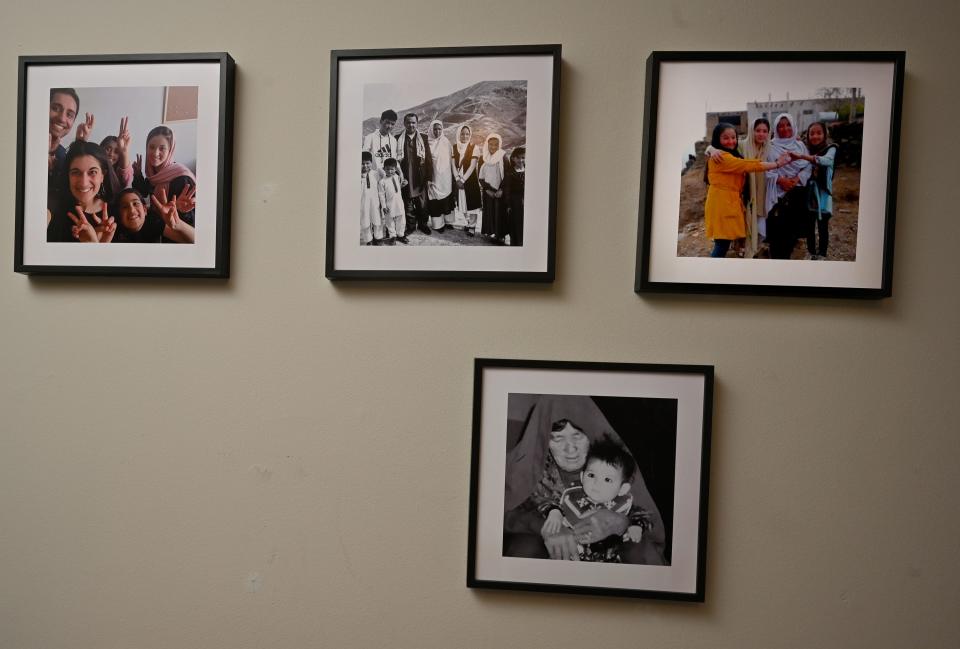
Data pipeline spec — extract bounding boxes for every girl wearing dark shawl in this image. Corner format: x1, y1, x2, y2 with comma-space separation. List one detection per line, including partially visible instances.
503, 395, 667, 564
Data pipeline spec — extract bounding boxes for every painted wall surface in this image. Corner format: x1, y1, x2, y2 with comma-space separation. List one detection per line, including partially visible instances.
1, 1, 958, 647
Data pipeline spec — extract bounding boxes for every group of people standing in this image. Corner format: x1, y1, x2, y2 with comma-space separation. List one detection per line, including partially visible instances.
361, 110, 525, 246
703, 112, 838, 260
46, 88, 197, 244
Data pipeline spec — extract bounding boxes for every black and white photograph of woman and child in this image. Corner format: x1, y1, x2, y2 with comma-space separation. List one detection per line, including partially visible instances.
502, 394, 678, 566
46, 86, 198, 245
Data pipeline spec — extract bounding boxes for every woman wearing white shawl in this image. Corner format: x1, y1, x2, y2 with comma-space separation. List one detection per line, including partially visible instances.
452, 125, 482, 235
426, 120, 455, 231
740, 118, 772, 258
764, 113, 812, 259
478, 133, 507, 243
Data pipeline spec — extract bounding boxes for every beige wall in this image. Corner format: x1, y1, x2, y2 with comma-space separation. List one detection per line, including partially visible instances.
2, 1, 959, 647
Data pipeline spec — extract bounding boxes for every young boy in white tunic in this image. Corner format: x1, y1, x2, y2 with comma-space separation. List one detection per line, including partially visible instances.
377, 158, 408, 245
360, 151, 384, 245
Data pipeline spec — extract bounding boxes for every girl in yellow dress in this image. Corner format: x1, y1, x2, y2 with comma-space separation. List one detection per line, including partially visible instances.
704, 123, 789, 258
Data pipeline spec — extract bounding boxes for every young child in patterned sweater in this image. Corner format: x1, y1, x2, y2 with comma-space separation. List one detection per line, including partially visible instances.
541, 435, 650, 562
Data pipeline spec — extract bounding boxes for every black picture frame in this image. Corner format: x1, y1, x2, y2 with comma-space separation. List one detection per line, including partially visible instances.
325, 45, 560, 282
467, 358, 713, 601
15, 52, 235, 278
635, 51, 905, 298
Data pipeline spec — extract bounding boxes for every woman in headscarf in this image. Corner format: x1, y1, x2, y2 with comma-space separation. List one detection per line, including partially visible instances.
133, 125, 198, 230
478, 133, 507, 244
502, 395, 668, 564
452, 125, 482, 236
792, 121, 839, 259
764, 113, 812, 259
426, 120, 455, 232
703, 123, 789, 258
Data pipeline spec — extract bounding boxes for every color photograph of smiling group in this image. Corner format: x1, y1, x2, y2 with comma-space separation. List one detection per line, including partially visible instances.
677, 87, 864, 261
46, 86, 199, 244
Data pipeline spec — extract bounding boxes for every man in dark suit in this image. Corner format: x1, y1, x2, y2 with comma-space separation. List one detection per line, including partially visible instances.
398, 113, 434, 235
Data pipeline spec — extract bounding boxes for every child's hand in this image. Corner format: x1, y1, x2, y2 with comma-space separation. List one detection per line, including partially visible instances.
154, 187, 183, 231
401, 179, 408, 188
541, 509, 563, 536
175, 183, 197, 213
778, 153, 793, 166
707, 148, 724, 163
117, 116, 131, 154
495, 190, 503, 199
624, 525, 643, 543
133, 154, 143, 178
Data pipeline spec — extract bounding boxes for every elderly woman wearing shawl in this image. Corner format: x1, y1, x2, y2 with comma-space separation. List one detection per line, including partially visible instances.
764, 113, 811, 259
478, 133, 508, 244
426, 120, 456, 232
503, 395, 668, 564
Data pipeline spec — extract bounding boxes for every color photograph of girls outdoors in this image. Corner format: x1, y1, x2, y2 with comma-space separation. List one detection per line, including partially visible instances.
677, 87, 864, 261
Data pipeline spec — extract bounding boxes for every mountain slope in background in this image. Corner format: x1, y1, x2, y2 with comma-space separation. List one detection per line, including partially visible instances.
362, 80, 527, 151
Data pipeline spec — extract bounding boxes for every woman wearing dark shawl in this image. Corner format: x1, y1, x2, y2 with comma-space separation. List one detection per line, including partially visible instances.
503, 395, 668, 564
764, 113, 812, 259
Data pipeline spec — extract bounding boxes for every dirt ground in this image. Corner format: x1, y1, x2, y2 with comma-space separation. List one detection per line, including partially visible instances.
375, 225, 501, 247
676, 162, 860, 260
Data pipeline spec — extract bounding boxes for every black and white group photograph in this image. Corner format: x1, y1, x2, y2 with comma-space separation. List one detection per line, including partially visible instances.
636, 52, 904, 298
360, 80, 527, 248
15, 54, 234, 277
468, 359, 713, 600
326, 46, 560, 281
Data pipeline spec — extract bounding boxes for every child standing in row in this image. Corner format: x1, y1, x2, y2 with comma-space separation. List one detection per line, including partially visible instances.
705, 122, 790, 258
792, 121, 838, 259
360, 151, 383, 245
378, 158, 408, 245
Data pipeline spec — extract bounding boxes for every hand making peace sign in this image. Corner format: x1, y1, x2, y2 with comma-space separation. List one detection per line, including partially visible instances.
67, 203, 115, 243
154, 186, 183, 231
75, 113, 95, 142
116, 116, 132, 168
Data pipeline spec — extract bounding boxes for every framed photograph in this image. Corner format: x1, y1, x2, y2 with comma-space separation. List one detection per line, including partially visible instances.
15, 53, 235, 277
636, 51, 905, 298
467, 358, 713, 601
325, 45, 560, 281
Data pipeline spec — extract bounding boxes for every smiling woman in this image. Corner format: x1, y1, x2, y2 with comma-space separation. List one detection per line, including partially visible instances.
46, 140, 120, 243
